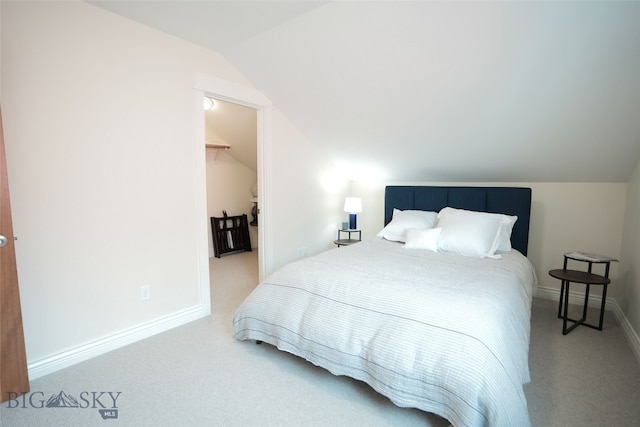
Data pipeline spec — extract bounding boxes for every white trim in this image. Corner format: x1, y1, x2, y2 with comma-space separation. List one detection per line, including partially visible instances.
28, 304, 208, 380
194, 73, 271, 108
535, 285, 614, 311
535, 286, 640, 363
611, 301, 640, 365
256, 106, 273, 281
194, 90, 212, 313
194, 73, 273, 280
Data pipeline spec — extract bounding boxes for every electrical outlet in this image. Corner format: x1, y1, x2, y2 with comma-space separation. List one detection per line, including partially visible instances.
141, 285, 151, 301
296, 247, 307, 258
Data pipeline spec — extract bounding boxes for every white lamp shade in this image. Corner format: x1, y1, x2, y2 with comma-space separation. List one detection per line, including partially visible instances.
343, 197, 362, 213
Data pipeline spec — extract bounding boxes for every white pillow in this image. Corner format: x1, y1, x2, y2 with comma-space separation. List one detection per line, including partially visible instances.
496, 214, 518, 252
404, 228, 441, 252
377, 209, 438, 242
436, 207, 513, 258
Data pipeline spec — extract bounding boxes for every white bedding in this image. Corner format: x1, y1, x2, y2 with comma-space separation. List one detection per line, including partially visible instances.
233, 238, 537, 427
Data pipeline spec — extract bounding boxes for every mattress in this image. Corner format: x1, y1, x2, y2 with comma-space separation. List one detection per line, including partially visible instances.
233, 237, 537, 426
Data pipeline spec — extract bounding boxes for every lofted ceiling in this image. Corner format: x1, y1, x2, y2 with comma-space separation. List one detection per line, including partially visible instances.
205, 98, 257, 173
90, 1, 640, 183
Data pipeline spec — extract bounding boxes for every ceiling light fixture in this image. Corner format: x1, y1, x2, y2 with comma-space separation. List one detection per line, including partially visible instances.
203, 97, 215, 111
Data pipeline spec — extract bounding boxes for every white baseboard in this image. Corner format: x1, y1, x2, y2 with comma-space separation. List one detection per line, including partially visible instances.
27, 304, 209, 380
611, 301, 640, 365
535, 285, 614, 311
535, 286, 640, 364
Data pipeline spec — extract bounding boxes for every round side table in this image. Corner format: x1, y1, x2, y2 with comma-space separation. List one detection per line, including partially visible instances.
549, 268, 610, 335
549, 252, 616, 335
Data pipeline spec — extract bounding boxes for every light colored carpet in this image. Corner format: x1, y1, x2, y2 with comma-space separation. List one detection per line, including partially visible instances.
1, 250, 639, 426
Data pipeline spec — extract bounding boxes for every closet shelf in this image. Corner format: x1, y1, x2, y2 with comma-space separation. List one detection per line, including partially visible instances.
205, 142, 231, 150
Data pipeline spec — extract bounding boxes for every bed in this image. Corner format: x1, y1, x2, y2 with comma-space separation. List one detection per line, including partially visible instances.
233, 186, 535, 427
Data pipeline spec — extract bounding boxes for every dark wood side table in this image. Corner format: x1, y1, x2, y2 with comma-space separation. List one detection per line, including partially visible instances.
549, 252, 617, 335
334, 229, 361, 247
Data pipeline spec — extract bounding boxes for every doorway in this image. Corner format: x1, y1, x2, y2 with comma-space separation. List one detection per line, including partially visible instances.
204, 98, 258, 263
194, 73, 273, 290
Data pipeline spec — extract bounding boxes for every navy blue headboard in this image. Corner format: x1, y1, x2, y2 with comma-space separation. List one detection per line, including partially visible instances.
384, 186, 532, 256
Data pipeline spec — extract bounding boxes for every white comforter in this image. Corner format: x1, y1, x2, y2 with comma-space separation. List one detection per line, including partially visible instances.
233, 238, 536, 427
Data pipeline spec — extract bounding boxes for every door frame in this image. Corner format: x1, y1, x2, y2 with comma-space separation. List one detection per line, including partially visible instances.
193, 73, 272, 291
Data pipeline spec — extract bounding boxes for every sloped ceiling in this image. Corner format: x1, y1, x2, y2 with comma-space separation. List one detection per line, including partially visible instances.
205, 99, 257, 173
90, 1, 640, 182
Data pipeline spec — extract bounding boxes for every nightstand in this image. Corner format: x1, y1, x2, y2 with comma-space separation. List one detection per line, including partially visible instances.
549, 251, 617, 335
334, 229, 361, 247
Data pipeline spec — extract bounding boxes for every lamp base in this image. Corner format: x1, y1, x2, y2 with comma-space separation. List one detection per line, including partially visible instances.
349, 213, 357, 230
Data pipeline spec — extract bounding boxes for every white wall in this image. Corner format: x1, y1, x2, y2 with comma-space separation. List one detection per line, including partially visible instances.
1, 1, 338, 377
620, 160, 640, 335
352, 181, 628, 299
269, 108, 349, 271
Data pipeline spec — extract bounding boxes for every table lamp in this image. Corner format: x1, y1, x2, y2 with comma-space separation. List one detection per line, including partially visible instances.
343, 197, 362, 230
